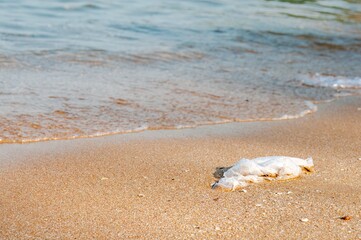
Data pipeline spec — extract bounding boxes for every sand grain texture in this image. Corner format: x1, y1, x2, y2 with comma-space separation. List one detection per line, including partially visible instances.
1, 97, 361, 239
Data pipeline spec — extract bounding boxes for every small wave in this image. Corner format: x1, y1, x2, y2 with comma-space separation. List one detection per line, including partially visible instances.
303, 73, 361, 89
276, 101, 317, 120
9, 50, 207, 67
0, 101, 319, 145
61, 4, 101, 11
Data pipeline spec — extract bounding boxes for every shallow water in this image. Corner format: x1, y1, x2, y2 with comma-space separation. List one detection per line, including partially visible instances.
0, 0, 361, 143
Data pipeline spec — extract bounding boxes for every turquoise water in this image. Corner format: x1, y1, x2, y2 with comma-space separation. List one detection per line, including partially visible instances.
0, 0, 360, 143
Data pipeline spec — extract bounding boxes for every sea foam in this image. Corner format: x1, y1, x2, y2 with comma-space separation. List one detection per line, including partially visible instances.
212, 156, 314, 191
304, 73, 361, 89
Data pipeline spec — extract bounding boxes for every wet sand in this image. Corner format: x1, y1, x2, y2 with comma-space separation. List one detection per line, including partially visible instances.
1, 96, 361, 239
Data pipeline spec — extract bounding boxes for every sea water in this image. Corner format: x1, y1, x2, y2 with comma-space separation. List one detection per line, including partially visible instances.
0, 0, 360, 143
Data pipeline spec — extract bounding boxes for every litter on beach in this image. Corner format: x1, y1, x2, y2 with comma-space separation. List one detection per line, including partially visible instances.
212, 156, 314, 191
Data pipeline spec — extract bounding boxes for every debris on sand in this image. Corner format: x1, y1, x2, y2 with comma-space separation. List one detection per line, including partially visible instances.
212, 156, 314, 191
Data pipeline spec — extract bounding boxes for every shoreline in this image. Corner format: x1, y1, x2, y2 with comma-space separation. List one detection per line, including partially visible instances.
1, 96, 361, 239
0, 99, 319, 145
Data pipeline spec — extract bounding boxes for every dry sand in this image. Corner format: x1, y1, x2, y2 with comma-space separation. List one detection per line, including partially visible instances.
1, 96, 361, 239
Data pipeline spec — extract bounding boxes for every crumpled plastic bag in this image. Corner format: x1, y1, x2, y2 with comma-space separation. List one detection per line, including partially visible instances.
212, 156, 314, 191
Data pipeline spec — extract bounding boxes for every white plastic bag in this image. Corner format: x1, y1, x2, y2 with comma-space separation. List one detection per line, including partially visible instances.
212, 156, 314, 191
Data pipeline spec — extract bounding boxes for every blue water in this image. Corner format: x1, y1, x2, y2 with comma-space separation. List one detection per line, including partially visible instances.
0, 0, 361, 143
2, 0, 361, 54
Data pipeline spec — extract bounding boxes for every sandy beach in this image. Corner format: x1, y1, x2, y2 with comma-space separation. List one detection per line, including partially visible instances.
1, 96, 360, 239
